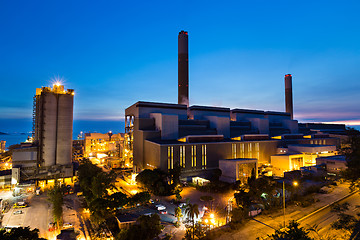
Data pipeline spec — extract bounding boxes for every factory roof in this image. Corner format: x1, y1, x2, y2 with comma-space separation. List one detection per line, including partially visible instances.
231, 108, 265, 114
220, 158, 257, 162
189, 105, 230, 112
317, 155, 346, 161
131, 101, 187, 110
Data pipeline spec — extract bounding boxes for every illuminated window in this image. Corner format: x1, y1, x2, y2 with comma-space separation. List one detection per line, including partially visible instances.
191, 146, 196, 167
168, 146, 173, 169
240, 143, 245, 158
255, 142, 260, 160
248, 143, 252, 158
202, 145, 207, 169
180, 146, 185, 168
232, 143, 237, 159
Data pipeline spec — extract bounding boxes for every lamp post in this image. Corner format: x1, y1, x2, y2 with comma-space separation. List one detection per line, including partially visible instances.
283, 180, 298, 228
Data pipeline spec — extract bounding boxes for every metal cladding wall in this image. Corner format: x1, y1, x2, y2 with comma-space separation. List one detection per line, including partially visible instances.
178, 30, 189, 106
56, 94, 74, 165
42, 92, 57, 166
285, 74, 293, 119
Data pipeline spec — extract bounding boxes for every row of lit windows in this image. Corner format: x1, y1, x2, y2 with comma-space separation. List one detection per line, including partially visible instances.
310, 140, 326, 145
232, 143, 260, 160
168, 145, 207, 170
168, 146, 174, 170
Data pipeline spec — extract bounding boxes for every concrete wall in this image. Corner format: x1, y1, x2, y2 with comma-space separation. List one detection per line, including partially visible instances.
150, 113, 179, 140
316, 156, 347, 173
42, 92, 57, 166
248, 118, 269, 134
205, 116, 230, 138
189, 106, 230, 120
56, 94, 74, 165
265, 112, 291, 123
288, 144, 336, 154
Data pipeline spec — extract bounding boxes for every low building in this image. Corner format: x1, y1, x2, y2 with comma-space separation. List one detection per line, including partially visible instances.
316, 155, 347, 174
219, 158, 257, 183
0, 169, 11, 188
271, 144, 337, 176
84, 132, 124, 158
116, 213, 138, 229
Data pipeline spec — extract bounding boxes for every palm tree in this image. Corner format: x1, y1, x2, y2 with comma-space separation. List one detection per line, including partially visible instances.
185, 203, 199, 239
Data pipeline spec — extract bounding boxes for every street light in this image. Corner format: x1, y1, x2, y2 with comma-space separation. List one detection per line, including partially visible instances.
282, 180, 299, 228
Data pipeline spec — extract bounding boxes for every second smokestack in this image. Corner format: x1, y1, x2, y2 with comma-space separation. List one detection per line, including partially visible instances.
285, 74, 293, 119
178, 30, 189, 106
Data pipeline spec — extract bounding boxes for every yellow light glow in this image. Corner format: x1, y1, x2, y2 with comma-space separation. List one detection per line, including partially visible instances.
204, 219, 208, 223
210, 219, 215, 224
210, 213, 214, 219
293, 181, 298, 187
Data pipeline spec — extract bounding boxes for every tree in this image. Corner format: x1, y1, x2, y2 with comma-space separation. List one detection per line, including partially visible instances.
129, 191, 151, 206
136, 168, 172, 195
331, 202, 350, 214
175, 187, 182, 202
47, 182, 64, 227
211, 168, 222, 182
268, 220, 313, 240
169, 161, 181, 186
78, 159, 119, 223
185, 203, 200, 240
117, 214, 163, 240
0, 227, 46, 240
175, 206, 183, 223
184, 223, 205, 240
342, 128, 360, 191
330, 202, 360, 238
234, 189, 251, 209
231, 207, 247, 225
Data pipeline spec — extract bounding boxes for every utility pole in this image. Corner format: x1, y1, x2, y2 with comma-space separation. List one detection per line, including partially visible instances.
283, 180, 286, 228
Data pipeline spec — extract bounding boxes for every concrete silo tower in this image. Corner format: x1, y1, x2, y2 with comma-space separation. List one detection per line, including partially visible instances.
34, 83, 74, 167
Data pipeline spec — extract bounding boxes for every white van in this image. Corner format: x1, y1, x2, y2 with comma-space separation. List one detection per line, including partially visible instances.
155, 204, 166, 211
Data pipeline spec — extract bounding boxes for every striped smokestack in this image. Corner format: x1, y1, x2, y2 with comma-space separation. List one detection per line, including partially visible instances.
178, 30, 189, 106
285, 74, 293, 119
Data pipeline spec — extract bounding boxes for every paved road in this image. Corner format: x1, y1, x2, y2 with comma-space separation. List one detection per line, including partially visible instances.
299, 192, 360, 237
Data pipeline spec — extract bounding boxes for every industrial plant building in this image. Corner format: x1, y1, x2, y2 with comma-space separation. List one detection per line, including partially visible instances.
125, 30, 345, 182
12, 83, 74, 186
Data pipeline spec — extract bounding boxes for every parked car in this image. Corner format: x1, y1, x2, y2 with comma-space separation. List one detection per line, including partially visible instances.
155, 204, 166, 211
13, 210, 23, 215
63, 223, 73, 229
13, 202, 28, 208
159, 210, 167, 214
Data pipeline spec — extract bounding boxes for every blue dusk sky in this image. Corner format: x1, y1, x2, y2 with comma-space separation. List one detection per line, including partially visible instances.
1, 0, 360, 134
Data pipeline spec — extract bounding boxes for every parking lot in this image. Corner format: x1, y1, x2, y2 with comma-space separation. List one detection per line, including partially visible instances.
2, 194, 55, 239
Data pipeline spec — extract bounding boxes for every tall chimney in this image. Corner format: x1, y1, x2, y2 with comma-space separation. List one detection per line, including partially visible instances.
285, 74, 293, 119
178, 30, 189, 106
